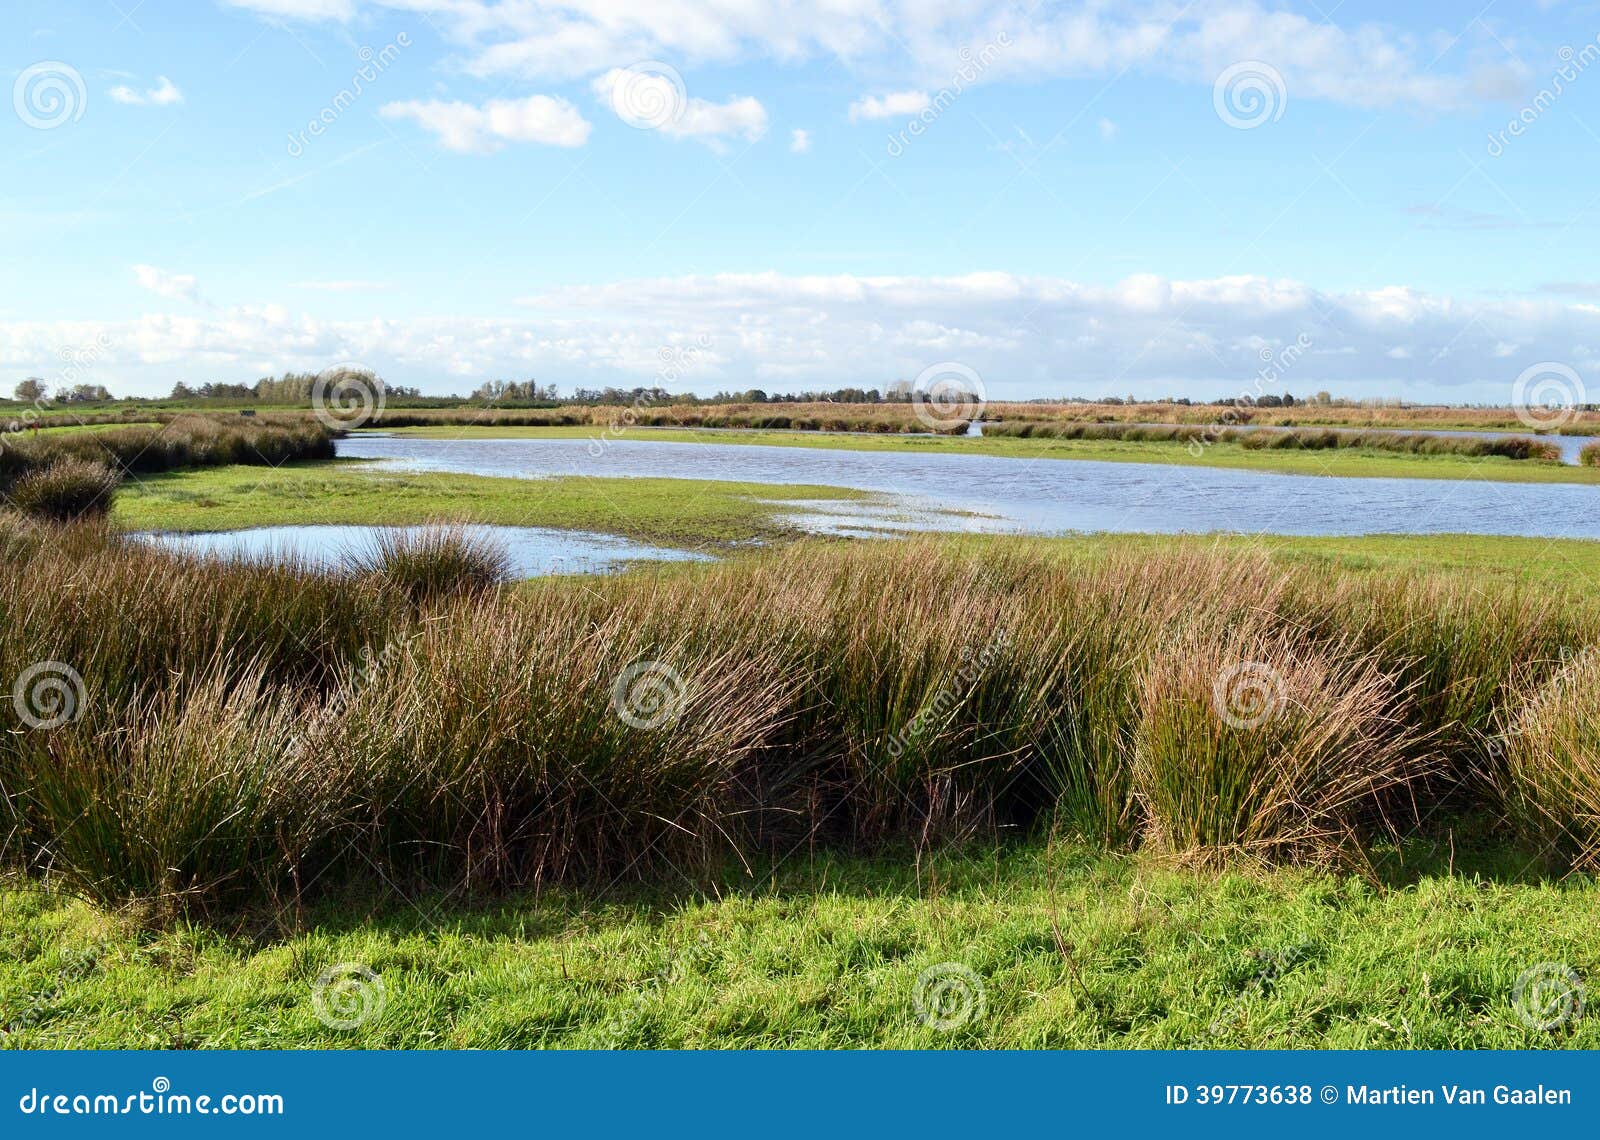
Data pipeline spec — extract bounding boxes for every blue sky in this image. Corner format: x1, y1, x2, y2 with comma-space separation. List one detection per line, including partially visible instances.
6, 0, 1600, 402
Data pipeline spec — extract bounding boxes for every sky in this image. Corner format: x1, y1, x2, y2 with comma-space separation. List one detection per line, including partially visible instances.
5, 0, 1600, 404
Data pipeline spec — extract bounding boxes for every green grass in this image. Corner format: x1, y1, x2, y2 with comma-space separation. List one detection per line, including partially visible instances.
962, 532, 1600, 592
372, 424, 1600, 485
110, 461, 873, 548
3, 839, 1595, 1049
10, 422, 162, 436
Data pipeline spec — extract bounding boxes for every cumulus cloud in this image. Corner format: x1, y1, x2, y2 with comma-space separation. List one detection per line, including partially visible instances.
131, 264, 203, 305
14, 272, 1600, 401
790, 128, 811, 153
848, 91, 930, 121
380, 94, 590, 152
589, 69, 767, 148
108, 76, 183, 106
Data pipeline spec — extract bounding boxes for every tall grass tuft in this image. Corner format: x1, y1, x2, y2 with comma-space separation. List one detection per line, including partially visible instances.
1581, 441, 1600, 468
1497, 651, 1600, 870
345, 523, 513, 603
4, 458, 121, 520
1132, 632, 1424, 865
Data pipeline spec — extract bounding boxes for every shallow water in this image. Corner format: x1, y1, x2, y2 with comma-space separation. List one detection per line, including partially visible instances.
338, 434, 1600, 539
133, 524, 714, 577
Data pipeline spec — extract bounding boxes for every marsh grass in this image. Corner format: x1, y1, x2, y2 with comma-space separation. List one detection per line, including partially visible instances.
1133, 632, 1425, 866
982, 420, 1562, 460
1498, 652, 1600, 869
0, 414, 333, 520
344, 522, 513, 603
3, 458, 121, 520
1, 531, 1596, 915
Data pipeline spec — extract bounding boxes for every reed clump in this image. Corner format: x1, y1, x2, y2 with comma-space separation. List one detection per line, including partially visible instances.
4, 458, 121, 520
344, 523, 513, 603
1, 531, 1595, 914
1497, 650, 1600, 869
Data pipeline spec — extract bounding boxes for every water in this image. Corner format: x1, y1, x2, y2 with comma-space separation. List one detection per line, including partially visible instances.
337, 434, 1600, 539
133, 524, 714, 577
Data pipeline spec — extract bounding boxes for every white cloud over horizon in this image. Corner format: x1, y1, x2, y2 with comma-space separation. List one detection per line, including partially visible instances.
10, 272, 1600, 404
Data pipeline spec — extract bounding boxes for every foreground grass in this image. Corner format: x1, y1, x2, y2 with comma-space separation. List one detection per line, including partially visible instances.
3, 841, 1594, 1049
110, 461, 871, 548
375, 424, 1600, 485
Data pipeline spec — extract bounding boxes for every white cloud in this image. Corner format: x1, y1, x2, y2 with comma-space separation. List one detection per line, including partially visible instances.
222, 0, 355, 18
380, 94, 590, 152
228, 1, 1513, 114
589, 69, 767, 149
131, 264, 203, 305
1098, 117, 1117, 140
108, 76, 183, 106
849, 91, 930, 121
790, 128, 811, 153
663, 95, 767, 148
20, 271, 1600, 401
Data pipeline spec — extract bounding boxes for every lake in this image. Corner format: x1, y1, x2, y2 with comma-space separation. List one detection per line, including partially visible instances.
338, 434, 1600, 539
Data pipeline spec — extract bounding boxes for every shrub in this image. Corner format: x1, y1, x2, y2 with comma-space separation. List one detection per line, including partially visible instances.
1581, 441, 1600, 468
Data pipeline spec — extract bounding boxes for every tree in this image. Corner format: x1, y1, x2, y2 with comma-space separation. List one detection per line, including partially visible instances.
14, 378, 46, 402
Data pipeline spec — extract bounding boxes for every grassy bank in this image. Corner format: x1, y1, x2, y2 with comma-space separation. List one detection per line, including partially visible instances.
3, 838, 1595, 1049
110, 462, 873, 548
370, 424, 1600, 484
